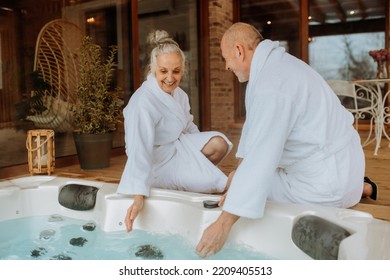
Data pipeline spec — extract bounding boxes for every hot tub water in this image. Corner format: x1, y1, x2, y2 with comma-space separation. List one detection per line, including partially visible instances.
1, 176, 390, 260
0, 214, 273, 260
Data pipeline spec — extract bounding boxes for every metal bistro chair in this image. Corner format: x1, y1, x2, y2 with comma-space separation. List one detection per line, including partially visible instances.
327, 79, 379, 147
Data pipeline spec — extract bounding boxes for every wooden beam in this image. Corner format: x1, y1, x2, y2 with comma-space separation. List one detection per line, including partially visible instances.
329, 0, 346, 22
356, 0, 368, 19
309, 0, 326, 24
199, 0, 211, 131
309, 18, 385, 37
386, 0, 389, 51
299, 0, 309, 62
130, 0, 140, 89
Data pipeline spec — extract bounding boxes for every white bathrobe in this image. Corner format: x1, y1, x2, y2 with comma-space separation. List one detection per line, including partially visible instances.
223, 40, 365, 219
117, 75, 232, 196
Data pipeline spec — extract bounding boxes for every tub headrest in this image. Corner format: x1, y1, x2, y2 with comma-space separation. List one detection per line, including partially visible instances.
58, 184, 99, 211
292, 215, 351, 260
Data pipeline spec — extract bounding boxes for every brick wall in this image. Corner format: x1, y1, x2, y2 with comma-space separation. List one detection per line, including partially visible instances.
208, 0, 241, 171
208, 0, 235, 133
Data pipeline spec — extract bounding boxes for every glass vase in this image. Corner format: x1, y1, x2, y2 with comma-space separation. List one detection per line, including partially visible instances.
376, 60, 388, 79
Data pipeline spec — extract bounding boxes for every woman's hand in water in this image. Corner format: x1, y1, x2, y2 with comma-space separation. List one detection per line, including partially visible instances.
125, 195, 144, 232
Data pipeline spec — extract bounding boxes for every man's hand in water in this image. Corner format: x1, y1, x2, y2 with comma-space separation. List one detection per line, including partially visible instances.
196, 211, 239, 258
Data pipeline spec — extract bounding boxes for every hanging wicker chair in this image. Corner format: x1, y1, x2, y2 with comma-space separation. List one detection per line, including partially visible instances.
27, 19, 83, 132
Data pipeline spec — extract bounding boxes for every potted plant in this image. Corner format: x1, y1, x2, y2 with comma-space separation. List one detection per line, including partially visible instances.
73, 36, 122, 169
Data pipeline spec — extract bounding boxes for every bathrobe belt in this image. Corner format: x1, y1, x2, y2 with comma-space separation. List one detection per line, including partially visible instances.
283, 130, 356, 174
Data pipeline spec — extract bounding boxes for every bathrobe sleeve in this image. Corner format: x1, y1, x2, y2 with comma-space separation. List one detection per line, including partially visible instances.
116, 97, 157, 196
175, 89, 199, 134
222, 90, 299, 219
185, 115, 200, 134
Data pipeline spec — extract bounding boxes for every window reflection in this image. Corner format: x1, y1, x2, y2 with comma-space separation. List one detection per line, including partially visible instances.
0, 0, 199, 168
137, 0, 199, 125
240, 0, 300, 57
85, 6, 118, 64
308, 0, 386, 80
0, 0, 132, 168
237, 0, 386, 121
309, 33, 385, 80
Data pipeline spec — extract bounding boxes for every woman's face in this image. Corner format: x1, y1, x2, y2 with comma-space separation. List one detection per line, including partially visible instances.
155, 52, 183, 94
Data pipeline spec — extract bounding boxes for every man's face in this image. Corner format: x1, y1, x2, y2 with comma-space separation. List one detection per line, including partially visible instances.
220, 35, 249, 83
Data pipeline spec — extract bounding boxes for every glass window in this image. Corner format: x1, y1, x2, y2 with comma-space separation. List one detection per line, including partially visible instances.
240, 0, 300, 57
236, 0, 387, 121
0, 0, 133, 168
238, 0, 300, 121
308, 0, 386, 80
137, 0, 200, 125
309, 32, 385, 80
0, 0, 200, 168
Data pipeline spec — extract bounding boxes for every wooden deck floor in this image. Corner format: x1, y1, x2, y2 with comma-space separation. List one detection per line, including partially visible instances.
2, 130, 389, 222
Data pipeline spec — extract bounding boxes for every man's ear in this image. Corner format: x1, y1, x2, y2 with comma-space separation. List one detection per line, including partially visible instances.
234, 44, 245, 61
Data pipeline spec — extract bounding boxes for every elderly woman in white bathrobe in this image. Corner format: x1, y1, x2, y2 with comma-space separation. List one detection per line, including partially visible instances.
196, 22, 377, 258
116, 30, 232, 232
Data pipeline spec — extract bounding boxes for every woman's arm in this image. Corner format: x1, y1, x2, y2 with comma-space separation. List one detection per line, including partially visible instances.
125, 195, 145, 232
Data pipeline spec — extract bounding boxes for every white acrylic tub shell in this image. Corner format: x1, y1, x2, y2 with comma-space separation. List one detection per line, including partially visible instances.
1, 176, 389, 260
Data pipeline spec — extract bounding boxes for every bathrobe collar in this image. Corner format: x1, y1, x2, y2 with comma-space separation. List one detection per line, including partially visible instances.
248, 39, 280, 82
144, 74, 187, 128
246, 39, 281, 106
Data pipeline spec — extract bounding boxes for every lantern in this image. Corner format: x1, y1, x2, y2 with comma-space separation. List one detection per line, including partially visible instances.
26, 129, 55, 175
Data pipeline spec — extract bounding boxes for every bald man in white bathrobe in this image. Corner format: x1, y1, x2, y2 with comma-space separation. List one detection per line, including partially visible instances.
196, 22, 371, 258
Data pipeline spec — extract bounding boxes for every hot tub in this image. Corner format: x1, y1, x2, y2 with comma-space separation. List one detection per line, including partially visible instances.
0, 175, 389, 260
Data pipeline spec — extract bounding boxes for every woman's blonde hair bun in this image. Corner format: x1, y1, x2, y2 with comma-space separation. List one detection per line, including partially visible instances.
145, 29, 185, 77
147, 30, 179, 48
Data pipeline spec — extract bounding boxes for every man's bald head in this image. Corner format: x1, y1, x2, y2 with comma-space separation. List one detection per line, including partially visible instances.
220, 22, 263, 83
222, 22, 263, 51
